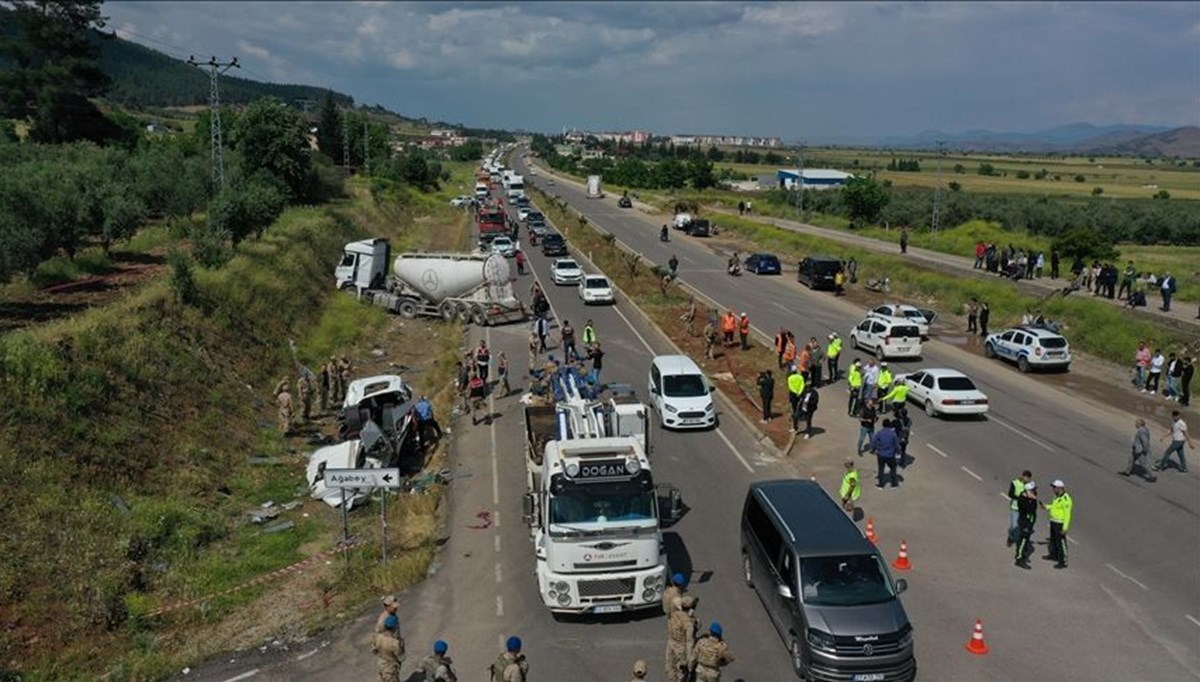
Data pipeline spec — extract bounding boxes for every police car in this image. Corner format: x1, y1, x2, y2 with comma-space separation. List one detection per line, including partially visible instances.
984, 326, 1071, 373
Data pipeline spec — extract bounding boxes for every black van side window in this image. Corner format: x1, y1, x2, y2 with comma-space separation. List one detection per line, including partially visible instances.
746, 494, 783, 563
776, 548, 797, 592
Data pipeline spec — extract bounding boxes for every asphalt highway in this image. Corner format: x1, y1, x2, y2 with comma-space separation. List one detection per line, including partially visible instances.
177, 163, 1199, 682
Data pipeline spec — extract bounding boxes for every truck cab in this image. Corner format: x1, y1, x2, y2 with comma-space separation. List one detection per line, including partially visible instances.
336, 238, 390, 294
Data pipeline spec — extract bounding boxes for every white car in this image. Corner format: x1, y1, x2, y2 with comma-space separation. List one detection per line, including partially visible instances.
849, 317, 923, 360
984, 326, 1072, 372
518, 206, 532, 221
450, 195, 472, 207
649, 354, 715, 430
490, 236, 518, 258
578, 274, 615, 304
896, 368, 989, 417
551, 258, 584, 285
867, 303, 936, 337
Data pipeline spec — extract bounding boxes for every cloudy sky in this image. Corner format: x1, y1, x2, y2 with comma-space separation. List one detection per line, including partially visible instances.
105, 1, 1200, 141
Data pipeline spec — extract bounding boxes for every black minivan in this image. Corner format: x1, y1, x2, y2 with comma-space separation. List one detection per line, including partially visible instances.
741, 480, 916, 681
797, 256, 843, 290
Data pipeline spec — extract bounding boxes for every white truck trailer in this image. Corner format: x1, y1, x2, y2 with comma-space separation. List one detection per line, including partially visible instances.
521, 376, 677, 615
335, 238, 526, 326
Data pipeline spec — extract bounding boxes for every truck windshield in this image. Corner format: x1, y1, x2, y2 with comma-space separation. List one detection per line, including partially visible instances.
550, 488, 656, 529
800, 554, 896, 606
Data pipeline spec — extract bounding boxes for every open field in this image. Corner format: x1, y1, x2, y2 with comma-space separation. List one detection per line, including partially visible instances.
718, 148, 1200, 199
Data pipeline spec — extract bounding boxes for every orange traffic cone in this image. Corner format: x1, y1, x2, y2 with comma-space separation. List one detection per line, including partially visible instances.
964, 619, 989, 655
865, 517, 877, 544
892, 540, 912, 571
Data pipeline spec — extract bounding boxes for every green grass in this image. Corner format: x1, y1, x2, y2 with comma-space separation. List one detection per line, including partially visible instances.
30, 247, 115, 286
706, 212, 1197, 365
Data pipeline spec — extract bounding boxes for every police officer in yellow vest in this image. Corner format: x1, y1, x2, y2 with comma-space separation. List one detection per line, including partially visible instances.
881, 377, 909, 415
1042, 480, 1073, 569
826, 333, 843, 384
847, 360, 864, 416
1007, 470, 1033, 547
876, 362, 894, 402
840, 459, 861, 513
787, 367, 806, 423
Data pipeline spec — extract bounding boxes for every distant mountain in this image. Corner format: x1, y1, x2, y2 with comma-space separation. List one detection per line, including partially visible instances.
1077, 126, 1200, 157
92, 31, 357, 111
865, 123, 1178, 153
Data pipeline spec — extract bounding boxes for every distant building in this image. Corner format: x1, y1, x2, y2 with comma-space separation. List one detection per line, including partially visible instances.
777, 169, 854, 190
671, 134, 782, 148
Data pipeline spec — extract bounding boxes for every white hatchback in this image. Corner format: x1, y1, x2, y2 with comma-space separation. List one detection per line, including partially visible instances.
849, 317, 923, 360
578, 274, 615, 304
896, 368, 989, 417
867, 303, 936, 338
648, 355, 715, 430
551, 258, 584, 285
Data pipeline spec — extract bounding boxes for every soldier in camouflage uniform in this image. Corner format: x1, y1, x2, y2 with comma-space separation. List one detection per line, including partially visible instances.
337, 355, 353, 401
274, 377, 293, 435
328, 355, 343, 405
690, 622, 734, 682
373, 614, 405, 682
296, 371, 313, 422
490, 636, 529, 682
417, 639, 457, 681
665, 594, 698, 682
662, 572, 688, 616
318, 361, 330, 412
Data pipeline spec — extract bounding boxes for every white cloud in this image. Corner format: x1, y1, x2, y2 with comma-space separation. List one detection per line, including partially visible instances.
114, 22, 138, 41
740, 3, 847, 37
388, 48, 416, 70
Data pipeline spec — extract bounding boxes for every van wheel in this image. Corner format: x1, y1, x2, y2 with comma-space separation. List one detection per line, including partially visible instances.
790, 638, 808, 679
876, 346, 886, 360
1018, 356, 1030, 373
924, 400, 937, 417
742, 553, 753, 587
850, 335, 859, 350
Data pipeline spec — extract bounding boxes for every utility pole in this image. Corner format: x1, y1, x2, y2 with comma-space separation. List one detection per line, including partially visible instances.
931, 140, 945, 235
187, 56, 240, 191
796, 142, 805, 220
342, 107, 351, 172
363, 118, 370, 174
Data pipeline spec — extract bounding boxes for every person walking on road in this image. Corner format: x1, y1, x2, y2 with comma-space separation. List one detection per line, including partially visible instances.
586, 342, 605, 388
847, 359, 864, 416
809, 338, 825, 387
1042, 480, 1072, 569
418, 640, 458, 681
899, 228, 909, 254
881, 377, 909, 416
876, 362, 894, 405
490, 637, 529, 682
1007, 470, 1033, 547
582, 318, 597, 350
1154, 410, 1192, 473
373, 615, 405, 682
535, 316, 550, 353
514, 249, 526, 275
1181, 357, 1194, 407
738, 312, 751, 351
1166, 353, 1183, 401
721, 310, 737, 348
978, 301, 991, 337
663, 572, 689, 615
560, 320, 577, 361
375, 594, 402, 638
826, 333, 842, 383
782, 332, 797, 369
1120, 418, 1156, 481
414, 395, 443, 446
757, 369, 775, 422
1160, 271, 1176, 312
795, 385, 819, 439
690, 622, 734, 682
841, 459, 861, 513
703, 319, 718, 360
1013, 481, 1038, 570
475, 340, 491, 383
775, 328, 788, 368
665, 595, 698, 682
497, 352, 511, 396
870, 419, 901, 489
966, 298, 979, 334
857, 398, 877, 456
863, 358, 880, 404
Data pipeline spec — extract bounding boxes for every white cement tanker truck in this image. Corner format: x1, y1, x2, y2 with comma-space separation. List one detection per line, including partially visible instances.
336, 238, 526, 326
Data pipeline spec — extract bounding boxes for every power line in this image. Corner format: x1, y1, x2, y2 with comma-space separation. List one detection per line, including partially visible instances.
931, 140, 945, 235
188, 56, 240, 191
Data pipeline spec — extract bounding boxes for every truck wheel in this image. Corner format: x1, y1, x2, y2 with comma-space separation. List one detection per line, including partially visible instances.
440, 301, 457, 322
471, 305, 488, 326
456, 302, 471, 323
397, 300, 418, 319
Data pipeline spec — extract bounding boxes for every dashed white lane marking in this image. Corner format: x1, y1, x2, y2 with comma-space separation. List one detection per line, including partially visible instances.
928, 444, 950, 459
1068, 535, 1078, 545
960, 465, 984, 482
487, 327, 500, 506
496, 596, 504, 617
1106, 563, 1150, 591
1185, 614, 1200, 629
988, 415, 1056, 452
220, 671, 260, 682
495, 563, 503, 584
495, 535, 501, 553
716, 426, 756, 473
295, 646, 321, 661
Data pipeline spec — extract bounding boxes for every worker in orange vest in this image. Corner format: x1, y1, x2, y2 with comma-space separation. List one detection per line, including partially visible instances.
721, 310, 737, 347
738, 313, 751, 350
797, 343, 812, 382
774, 328, 788, 368
782, 332, 797, 369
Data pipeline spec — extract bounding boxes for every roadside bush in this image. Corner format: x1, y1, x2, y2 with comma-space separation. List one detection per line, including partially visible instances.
167, 248, 197, 305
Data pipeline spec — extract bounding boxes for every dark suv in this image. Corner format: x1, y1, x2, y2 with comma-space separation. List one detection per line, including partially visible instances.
541, 233, 567, 256
797, 256, 843, 290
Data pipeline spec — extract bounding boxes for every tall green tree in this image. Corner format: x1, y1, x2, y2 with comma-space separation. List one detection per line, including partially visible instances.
0, 0, 125, 144
842, 175, 891, 226
229, 97, 311, 200
688, 157, 716, 190
314, 90, 343, 162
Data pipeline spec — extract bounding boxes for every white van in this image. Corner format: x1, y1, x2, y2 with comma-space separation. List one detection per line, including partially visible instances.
648, 355, 716, 429
849, 317, 923, 360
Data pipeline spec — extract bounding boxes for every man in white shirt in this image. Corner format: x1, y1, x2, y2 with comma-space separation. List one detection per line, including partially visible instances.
1145, 349, 1165, 395
1154, 411, 1193, 474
